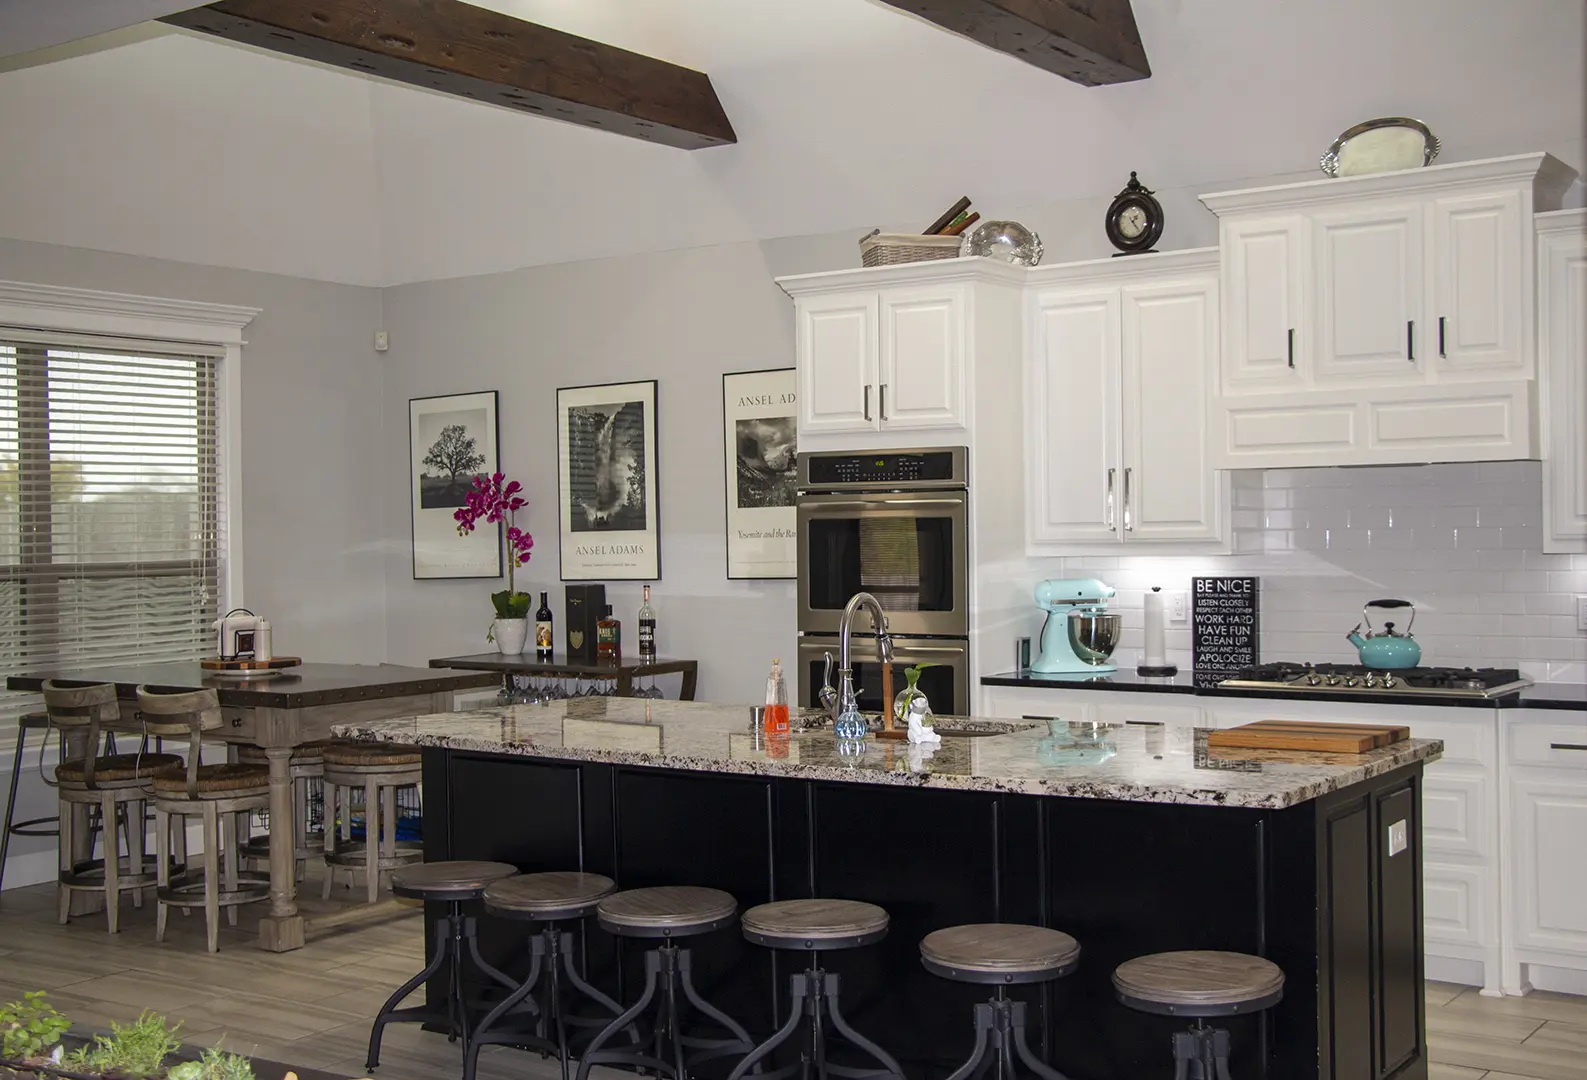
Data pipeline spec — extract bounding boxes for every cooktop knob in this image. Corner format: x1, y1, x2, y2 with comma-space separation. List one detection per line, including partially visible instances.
1363, 674, 1379, 689
1326, 675, 1343, 686
1345, 676, 1362, 688
1307, 674, 1323, 686
1381, 676, 1396, 689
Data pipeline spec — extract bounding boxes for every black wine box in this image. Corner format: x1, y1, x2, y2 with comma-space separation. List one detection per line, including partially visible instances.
565, 584, 606, 663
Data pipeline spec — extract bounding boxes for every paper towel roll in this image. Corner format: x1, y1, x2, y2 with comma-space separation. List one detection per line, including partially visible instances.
1143, 588, 1168, 668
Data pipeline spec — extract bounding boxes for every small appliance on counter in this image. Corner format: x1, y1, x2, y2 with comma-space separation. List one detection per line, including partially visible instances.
1031, 579, 1121, 674
214, 608, 263, 660
1346, 599, 1422, 669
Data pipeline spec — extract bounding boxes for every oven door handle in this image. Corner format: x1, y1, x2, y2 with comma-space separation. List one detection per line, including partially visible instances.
884, 645, 969, 654
797, 498, 966, 510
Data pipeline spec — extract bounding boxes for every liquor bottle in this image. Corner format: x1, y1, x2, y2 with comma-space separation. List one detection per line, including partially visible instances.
638, 585, 657, 661
763, 659, 790, 735
535, 591, 554, 661
597, 604, 621, 663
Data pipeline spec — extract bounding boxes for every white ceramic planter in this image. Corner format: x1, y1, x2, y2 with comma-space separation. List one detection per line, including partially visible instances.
493, 617, 529, 655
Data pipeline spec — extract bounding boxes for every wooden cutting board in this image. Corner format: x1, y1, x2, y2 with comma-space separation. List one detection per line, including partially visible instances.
1206, 720, 1411, 754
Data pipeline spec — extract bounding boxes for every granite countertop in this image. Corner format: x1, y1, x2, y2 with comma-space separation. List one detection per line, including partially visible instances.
332, 699, 1443, 810
5, 662, 499, 709
981, 670, 1587, 712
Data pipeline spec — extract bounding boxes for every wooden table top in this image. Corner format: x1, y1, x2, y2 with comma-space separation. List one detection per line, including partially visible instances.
6, 662, 498, 709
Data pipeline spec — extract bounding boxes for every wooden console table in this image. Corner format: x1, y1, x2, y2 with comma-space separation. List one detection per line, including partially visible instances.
428, 653, 699, 701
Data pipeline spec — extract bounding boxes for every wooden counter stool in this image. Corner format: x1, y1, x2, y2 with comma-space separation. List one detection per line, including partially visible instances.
1112, 951, 1284, 1079
138, 685, 271, 953
921, 924, 1081, 1080
322, 743, 423, 905
576, 886, 756, 1080
726, 898, 904, 1080
465, 872, 630, 1080
46, 682, 181, 933
365, 860, 520, 1074
238, 740, 332, 882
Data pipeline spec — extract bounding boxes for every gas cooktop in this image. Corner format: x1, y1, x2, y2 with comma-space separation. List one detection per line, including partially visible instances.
1219, 663, 1532, 699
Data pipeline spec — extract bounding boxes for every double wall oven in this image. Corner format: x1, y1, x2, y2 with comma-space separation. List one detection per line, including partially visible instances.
796, 447, 970, 715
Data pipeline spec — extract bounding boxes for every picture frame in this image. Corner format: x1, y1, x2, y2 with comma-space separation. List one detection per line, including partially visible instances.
410, 390, 501, 579
557, 379, 660, 581
722, 368, 797, 579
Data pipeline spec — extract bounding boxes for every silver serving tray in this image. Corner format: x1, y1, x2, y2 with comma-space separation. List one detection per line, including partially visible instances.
1320, 117, 1440, 178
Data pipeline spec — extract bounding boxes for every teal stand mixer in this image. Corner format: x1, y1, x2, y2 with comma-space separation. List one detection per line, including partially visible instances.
1031, 578, 1122, 674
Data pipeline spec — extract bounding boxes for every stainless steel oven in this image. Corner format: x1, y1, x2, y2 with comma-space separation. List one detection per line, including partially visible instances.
796, 636, 970, 718
795, 447, 969, 639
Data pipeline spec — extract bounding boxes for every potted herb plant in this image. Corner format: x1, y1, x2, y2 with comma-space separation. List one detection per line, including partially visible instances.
453, 472, 535, 654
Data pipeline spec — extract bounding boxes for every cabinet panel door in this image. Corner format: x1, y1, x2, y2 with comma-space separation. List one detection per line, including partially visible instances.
1314, 204, 1425, 382
1121, 276, 1224, 542
879, 285, 965, 430
1542, 223, 1587, 552
1432, 191, 1524, 374
1222, 216, 1306, 390
1511, 777, 1587, 956
1026, 288, 1120, 550
797, 292, 878, 434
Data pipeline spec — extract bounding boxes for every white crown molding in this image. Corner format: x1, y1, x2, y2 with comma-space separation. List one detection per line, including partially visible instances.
1535, 207, 1587, 236
1198, 152, 1577, 217
1025, 246, 1219, 287
0, 280, 260, 345
776, 254, 1029, 297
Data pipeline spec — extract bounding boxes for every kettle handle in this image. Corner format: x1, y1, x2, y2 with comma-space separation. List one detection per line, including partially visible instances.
1362, 599, 1415, 636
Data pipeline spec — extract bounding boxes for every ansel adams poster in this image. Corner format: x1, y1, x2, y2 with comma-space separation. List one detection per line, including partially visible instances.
410, 391, 501, 579
723, 369, 797, 579
558, 380, 660, 581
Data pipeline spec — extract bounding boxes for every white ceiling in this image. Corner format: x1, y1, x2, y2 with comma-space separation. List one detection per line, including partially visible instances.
0, 0, 1582, 286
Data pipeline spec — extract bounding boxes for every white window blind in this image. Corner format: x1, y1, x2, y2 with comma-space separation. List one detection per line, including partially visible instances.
0, 330, 221, 675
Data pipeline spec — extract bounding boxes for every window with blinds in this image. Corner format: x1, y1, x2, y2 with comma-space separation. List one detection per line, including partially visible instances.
0, 331, 221, 673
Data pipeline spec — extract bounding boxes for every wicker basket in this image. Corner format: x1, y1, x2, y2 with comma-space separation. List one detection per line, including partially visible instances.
859, 231, 966, 268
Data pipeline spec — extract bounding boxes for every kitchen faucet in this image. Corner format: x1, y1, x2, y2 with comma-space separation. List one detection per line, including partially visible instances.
820, 592, 894, 725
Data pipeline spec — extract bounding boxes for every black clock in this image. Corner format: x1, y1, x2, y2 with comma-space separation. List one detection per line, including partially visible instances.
1105, 172, 1164, 256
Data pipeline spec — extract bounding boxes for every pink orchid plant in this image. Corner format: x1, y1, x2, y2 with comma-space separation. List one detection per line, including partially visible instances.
454, 472, 535, 620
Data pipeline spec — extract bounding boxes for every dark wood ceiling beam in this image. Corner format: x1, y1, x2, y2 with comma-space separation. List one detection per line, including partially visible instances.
160, 0, 736, 150
877, 0, 1150, 86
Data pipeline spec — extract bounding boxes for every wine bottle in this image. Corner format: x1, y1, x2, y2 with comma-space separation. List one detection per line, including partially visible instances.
535, 591, 553, 661
597, 604, 621, 663
638, 585, 657, 661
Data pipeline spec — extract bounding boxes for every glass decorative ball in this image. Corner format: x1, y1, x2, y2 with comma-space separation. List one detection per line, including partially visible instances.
966, 220, 1043, 266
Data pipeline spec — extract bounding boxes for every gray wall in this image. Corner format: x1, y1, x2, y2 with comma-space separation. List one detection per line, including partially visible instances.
380, 234, 852, 703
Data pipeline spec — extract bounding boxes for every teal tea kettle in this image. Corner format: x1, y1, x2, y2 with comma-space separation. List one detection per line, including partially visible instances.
1346, 599, 1422, 669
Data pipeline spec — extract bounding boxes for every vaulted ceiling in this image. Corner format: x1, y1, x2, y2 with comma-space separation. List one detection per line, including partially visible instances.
0, 0, 1581, 286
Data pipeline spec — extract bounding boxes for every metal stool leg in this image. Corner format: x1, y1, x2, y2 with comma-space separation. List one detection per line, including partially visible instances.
0, 722, 30, 894
1010, 1001, 1072, 1080
463, 932, 546, 1080
368, 917, 452, 1072
576, 950, 664, 1080
823, 972, 905, 1079
944, 1002, 995, 1080
725, 974, 806, 1080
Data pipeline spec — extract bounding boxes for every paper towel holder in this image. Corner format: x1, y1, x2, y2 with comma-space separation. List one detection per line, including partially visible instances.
1137, 585, 1179, 678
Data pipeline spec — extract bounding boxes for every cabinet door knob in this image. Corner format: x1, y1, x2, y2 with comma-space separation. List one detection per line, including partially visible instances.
862, 384, 871, 422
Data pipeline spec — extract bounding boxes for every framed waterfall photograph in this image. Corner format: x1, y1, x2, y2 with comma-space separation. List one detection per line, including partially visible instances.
410, 390, 501, 579
557, 379, 661, 581
722, 368, 797, 579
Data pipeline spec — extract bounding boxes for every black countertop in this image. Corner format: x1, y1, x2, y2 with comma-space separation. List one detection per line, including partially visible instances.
7, 662, 499, 710
981, 670, 1587, 712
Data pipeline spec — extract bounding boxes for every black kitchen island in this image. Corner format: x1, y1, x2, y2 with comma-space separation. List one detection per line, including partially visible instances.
334, 701, 1442, 1080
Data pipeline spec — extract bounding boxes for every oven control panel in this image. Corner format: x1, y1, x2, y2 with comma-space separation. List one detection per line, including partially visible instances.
799, 447, 966, 490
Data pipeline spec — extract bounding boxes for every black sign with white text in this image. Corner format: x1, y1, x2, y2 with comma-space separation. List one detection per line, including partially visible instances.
1193, 576, 1260, 677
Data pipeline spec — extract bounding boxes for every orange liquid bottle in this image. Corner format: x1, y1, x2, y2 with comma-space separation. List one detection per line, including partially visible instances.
764, 659, 790, 735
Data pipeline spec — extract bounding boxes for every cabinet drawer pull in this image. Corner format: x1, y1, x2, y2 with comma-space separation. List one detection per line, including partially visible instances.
1287, 328, 1295, 369
879, 383, 888, 422
1438, 316, 1446, 358
1106, 468, 1116, 530
1407, 320, 1415, 361
863, 384, 871, 422
1549, 743, 1587, 752
1123, 467, 1133, 532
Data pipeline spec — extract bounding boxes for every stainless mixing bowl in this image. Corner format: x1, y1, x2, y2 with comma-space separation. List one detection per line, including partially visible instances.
1067, 610, 1122, 666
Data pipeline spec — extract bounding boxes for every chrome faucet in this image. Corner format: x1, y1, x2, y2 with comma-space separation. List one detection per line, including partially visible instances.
820, 592, 894, 725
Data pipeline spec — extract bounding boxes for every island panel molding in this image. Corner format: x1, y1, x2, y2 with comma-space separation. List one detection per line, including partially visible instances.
161, 0, 736, 150
874, 0, 1151, 86
410, 390, 500, 579
557, 379, 660, 581
722, 368, 797, 579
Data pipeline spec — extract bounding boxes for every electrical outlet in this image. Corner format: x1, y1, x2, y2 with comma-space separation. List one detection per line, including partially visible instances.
1578, 595, 1587, 632
1387, 819, 1408, 857
1169, 592, 1189, 623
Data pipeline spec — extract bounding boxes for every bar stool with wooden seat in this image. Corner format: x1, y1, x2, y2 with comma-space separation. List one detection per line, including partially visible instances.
1112, 951, 1285, 1079
921, 924, 1082, 1080
322, 742, 423, 905
725, 898, 903, 1080
237, 739, 333, 882
576, 886, 757, 1080
465, 872, 632, 1080
138, 685, 271, 953
365, 860, 520, 1073
45, 682, 181, 933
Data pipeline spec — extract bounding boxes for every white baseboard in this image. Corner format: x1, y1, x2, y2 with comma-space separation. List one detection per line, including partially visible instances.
1425, 955, 1485, 988
1528, 964, 1587, 996
1, 820, 209, 892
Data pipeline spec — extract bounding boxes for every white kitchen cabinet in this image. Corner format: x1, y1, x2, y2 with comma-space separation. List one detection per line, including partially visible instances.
1312, 202, 1424, 381
1538, 210, 1587, 554
877, 284, 965, 430
796, 291, 877, 435
1025, 249, 1228, 555
1201, 153, 1576, 469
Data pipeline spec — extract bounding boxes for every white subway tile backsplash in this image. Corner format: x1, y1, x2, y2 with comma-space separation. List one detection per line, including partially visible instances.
1055, 461, 1582, 680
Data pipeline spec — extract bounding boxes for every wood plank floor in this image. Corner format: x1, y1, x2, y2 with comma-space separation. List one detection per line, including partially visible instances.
2, 876, 1584, 1079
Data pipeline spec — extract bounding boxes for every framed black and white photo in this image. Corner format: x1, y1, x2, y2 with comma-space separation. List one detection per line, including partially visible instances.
410, 390, 501, 579
557, 379, 660, 581
722, 368, 797, 579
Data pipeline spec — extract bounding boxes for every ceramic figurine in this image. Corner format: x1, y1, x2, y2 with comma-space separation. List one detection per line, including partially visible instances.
905, 695, 940, 745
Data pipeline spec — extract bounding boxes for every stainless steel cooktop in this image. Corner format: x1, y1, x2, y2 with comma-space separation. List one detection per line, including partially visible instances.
1219, 662, 1532, 699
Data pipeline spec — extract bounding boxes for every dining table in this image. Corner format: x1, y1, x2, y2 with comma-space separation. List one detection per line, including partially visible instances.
6, 661, 498, 951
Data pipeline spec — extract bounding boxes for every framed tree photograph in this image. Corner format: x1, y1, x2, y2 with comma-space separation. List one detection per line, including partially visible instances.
557, 379, 660, 581
410, 390, 501, 579
722, 368, 797, 579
